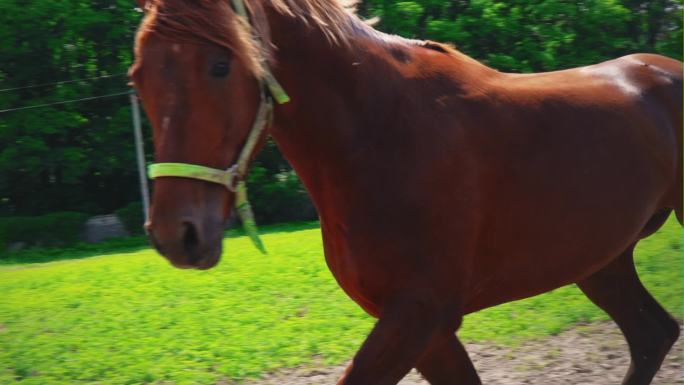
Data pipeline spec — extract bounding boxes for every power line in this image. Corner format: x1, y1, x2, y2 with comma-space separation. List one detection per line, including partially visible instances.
0, 72, 128, 93
0, 90, 133, 114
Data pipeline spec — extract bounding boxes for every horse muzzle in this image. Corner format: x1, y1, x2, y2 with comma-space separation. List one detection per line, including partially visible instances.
146, 216, 223, 270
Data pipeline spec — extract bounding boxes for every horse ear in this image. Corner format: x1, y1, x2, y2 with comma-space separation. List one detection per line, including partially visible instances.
135, 0, 148, 10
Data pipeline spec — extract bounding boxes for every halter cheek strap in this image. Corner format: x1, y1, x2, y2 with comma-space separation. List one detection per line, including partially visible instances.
147, 0, 289, 254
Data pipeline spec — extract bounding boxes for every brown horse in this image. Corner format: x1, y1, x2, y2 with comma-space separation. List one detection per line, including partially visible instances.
130, 0, 683, 384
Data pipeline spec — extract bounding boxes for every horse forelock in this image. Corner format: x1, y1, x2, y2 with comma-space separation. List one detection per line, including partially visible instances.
135, 0, 360, 78
136, 0, 266, 77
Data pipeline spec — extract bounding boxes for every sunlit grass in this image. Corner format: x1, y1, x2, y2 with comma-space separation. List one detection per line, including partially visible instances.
0, 217, 680, 384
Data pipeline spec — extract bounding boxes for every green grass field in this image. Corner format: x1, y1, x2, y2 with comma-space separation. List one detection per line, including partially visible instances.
0, 217, 681, 385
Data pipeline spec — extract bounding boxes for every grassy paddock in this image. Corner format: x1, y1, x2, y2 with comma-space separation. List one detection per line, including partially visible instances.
0, 217, 681, 384
0, 221, 321, 265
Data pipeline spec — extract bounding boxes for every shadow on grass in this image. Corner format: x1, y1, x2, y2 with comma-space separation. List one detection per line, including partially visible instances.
0, 220, 321, 265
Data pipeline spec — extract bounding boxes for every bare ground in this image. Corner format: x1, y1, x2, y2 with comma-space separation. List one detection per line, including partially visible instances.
239, 321, 682, 385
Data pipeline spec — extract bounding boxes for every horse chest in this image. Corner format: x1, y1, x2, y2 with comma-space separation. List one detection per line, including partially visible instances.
319, 224, 387, 317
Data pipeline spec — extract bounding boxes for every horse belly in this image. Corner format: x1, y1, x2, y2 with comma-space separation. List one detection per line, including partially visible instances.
464, 122, 673, 313
464, 207, 657, 313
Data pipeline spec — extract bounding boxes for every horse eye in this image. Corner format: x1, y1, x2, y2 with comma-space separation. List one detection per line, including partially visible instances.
210, 62, 230, 78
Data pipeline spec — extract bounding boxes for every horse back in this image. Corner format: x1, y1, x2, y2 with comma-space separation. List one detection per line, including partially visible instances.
492, 53, 682, 222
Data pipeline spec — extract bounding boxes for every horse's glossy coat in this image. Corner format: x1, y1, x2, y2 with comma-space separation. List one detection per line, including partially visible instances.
131, 1, 682, 383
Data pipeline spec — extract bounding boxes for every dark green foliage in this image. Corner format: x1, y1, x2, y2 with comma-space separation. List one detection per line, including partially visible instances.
114, 201, 145, 235
247, 140, 317, 224
0, 211, 88, 251
362, 0, 682, 72
0, 1, 145, 216
247, 166, 317, 224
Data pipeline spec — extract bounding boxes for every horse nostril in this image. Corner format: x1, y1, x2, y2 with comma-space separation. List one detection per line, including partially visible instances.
182, 221, 200, 261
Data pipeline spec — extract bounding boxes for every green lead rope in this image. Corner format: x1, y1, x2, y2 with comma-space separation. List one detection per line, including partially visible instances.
234, 180, 266, 254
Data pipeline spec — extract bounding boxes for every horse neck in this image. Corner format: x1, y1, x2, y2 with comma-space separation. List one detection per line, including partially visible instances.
265, 11, 383, 206
262, 8, 494, 217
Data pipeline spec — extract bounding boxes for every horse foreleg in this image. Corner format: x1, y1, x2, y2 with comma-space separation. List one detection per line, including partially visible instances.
577, 244, 680, 385
415, 334, 481, 385
337, 296, 462, 385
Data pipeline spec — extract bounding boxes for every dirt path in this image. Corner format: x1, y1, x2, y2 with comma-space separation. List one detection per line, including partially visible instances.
241, 322, 682, 385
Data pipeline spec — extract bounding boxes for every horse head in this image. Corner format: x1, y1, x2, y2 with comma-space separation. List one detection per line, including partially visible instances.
130, 0, 275, 269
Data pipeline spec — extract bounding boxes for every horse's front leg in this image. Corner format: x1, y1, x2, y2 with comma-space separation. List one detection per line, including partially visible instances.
337, 294, 462, 385
415, 334, 482, 385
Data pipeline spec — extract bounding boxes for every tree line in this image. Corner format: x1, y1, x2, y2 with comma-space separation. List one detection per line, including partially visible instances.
0, 0, 681, 223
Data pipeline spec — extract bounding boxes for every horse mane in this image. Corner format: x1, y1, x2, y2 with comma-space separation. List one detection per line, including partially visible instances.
267, 0, 359, 43
136, 0, 458, 78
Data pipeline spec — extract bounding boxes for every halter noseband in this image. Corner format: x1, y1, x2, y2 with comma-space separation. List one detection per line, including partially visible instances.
147, 0, 290, 254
